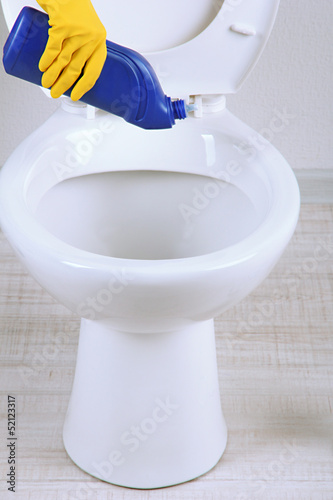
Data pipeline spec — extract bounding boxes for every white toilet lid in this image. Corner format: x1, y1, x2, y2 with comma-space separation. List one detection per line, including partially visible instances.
2, 0, 280, 97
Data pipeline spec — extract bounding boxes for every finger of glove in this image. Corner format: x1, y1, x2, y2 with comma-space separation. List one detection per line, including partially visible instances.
49, 43, 96, 98
70, 42, 107, 101
39, 28, 65, 72
41, 37, 83, 89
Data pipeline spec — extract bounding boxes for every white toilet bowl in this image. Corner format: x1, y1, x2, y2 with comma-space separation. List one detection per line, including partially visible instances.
0, 102, 300, 488
0, 0, 300, 490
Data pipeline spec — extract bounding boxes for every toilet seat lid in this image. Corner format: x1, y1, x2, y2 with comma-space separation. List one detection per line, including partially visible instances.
1, 0, 280, 96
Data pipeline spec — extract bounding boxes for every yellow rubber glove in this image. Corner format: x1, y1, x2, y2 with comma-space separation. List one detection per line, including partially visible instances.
36, 0, 107, 101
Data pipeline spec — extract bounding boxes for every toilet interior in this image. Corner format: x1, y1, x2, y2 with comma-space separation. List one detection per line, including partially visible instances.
35, 170, 269, 260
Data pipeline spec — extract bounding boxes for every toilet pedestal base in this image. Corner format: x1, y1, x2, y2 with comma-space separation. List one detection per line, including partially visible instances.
63, 318, 227, 489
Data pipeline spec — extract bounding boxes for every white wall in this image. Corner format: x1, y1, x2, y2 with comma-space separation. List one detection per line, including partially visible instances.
0, 0, 332, 169
228, 0, 333, 171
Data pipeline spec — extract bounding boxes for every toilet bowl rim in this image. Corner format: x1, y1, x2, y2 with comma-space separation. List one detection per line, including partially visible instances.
0, 140, 300, 274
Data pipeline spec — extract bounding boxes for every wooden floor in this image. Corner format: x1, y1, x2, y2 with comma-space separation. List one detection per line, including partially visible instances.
0, 202, 332, 500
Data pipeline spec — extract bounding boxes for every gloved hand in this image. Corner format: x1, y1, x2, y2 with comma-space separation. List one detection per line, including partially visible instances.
36, 0, 107, 101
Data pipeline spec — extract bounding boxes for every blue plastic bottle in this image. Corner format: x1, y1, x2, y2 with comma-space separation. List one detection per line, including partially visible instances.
3, 7, 187, 129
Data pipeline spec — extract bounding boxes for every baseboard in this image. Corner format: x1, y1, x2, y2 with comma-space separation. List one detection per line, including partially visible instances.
294, 169, 333, 204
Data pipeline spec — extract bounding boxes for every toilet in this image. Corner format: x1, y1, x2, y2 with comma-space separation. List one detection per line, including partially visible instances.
0, 0, 300, 490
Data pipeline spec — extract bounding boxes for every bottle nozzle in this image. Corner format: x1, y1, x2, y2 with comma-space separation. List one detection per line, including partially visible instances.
185, 103, 199, 113
171, 100, 199, 121
171, 99, 187, 121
